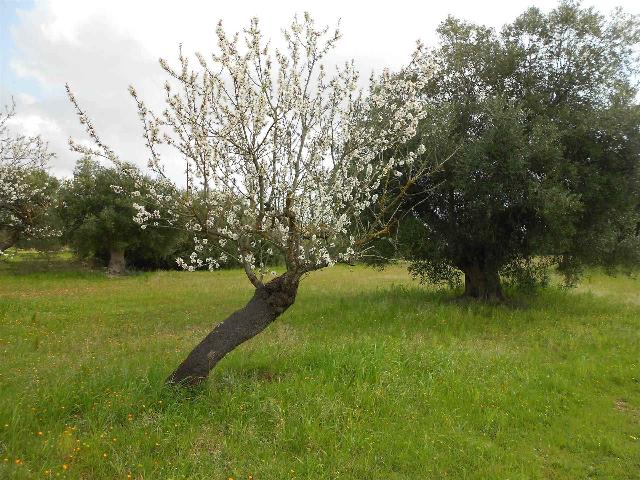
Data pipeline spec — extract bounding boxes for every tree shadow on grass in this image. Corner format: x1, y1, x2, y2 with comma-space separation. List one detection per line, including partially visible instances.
296, 281, 639, 339
0, 250, 158, 279
0, 250, 91, 276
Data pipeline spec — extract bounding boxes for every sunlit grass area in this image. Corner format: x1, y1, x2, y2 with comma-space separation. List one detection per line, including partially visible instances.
1, 254, 639, 479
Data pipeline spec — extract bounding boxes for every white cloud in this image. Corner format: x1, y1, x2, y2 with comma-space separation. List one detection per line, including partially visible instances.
15, 92, 36, 106
7, 112, 60, 136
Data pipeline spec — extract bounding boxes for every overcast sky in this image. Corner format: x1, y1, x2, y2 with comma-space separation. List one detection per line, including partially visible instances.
1, 0, 638, 177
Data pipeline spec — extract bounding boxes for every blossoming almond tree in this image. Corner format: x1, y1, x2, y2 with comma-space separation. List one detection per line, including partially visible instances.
67, 14, 434, 386
0, 101, 57, 254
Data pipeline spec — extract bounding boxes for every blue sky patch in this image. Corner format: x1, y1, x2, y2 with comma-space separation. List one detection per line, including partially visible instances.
0, 0, 43, 104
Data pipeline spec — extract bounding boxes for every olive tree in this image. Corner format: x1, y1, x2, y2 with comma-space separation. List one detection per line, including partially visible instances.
404, 1, 640, 300
0, 101, 58, 254
59, 157, 181, 275
68, 15, 434, 386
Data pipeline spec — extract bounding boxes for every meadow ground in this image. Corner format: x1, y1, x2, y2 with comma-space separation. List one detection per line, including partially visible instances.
0, 253, 639, 479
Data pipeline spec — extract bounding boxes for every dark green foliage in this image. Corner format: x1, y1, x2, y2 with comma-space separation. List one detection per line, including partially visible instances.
58, 157, 180, 270
503, 1, 640, 279
404, 1, 640, 298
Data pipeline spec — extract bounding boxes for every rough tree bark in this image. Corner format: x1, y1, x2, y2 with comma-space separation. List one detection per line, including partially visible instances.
107, 249, 126, 276
166, 272, 301, 387
0, 229, 20, 253
461, 261, 504, 302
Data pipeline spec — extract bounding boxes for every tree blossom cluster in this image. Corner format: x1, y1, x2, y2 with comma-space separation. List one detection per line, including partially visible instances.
68, 14, 435, 286
0, 101, 58, 253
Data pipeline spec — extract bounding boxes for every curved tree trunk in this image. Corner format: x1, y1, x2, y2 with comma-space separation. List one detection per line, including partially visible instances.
107, 249, 125, 276
462, 262, 504, 302
0, 238, 16, 253
166, 272, 300, 387
0, 229, 20, 253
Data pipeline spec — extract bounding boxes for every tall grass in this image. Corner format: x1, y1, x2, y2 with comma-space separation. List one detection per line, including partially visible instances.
1, 257, 639, 479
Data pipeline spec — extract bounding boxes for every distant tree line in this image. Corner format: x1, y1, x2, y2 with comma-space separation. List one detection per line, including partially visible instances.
0, 153, 256, 274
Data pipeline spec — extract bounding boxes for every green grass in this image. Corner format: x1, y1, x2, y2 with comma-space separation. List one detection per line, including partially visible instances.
1, 254, 639, 479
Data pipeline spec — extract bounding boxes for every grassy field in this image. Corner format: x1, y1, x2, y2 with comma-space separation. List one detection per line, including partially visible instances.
1, 254, 639, 479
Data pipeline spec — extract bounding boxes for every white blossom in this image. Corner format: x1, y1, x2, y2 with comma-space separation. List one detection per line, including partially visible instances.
67, 14, 435, 286
0, 100, 58, 252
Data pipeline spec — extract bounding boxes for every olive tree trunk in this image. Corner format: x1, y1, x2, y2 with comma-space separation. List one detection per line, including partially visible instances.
166, 272, 300, 387
0, 229, 20, 253
462, 262, 504, 301
107, 249, 126, 276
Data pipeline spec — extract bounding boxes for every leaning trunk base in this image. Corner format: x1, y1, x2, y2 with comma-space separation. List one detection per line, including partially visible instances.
166, 273, 300, 387
0, 229, 20, 253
